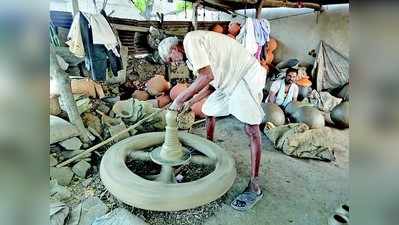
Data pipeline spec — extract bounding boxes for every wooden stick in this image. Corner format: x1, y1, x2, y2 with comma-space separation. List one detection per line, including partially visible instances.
56, 108, 167, 168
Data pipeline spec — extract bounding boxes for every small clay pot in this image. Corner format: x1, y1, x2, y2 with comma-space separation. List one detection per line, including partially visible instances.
292, 106, 325, 129
146, 75, 170, 96
261, 103, 285, 126
267, 38, 278, 52
330, 101, 349, 128
191, 98, 207, 118
132, 90, 150, 101
170, 83, 189, 100
156, 94, 171, 108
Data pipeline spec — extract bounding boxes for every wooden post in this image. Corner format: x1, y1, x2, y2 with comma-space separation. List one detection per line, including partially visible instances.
50, 48, 90, 143
256, 0, 263, 19
72, 0, 79, 16
192, 2, 199, 30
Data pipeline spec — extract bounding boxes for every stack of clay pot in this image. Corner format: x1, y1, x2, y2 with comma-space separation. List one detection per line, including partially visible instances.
142, 75, 172, 108
132, 90, 150, 101
145, 75, 171, 97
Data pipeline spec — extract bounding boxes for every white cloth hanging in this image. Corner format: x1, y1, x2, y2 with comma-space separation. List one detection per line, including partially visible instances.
236, 18, 258, 56
81, 12, 120, 57
66, 12, 85, 58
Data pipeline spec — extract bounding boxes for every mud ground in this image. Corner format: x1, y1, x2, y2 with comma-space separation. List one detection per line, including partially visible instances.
62, 115, 349, 225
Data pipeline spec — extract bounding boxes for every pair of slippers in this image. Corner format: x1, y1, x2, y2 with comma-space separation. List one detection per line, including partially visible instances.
230, 191, 264, 211
328, 204, 350, 225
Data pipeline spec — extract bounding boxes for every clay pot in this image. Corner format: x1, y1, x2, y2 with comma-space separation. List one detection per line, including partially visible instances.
177, 111, 195, 130
211, 24, 224, 33
265, 52, 274, 65
261, 103, 285, 126
267, 38, 278, 52
156, 94, 171, 108
146, 75, 170, 96
298, 86, 311, 100
170, 83, 189, 100
296, 78, 312, 87
292, 106, 325, 129
284, 101, 309, 116
328, 214, 348, 225
228, 23, 240, 36
132, 90, 150, 101
337, 83, 349, 101
191, 98, 207, 118
330, 101, 349, 128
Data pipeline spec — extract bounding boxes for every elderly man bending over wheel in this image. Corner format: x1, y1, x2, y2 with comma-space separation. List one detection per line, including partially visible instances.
158, 30, 267, 211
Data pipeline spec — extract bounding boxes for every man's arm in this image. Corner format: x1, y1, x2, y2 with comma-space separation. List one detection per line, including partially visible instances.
267, 91, 277, 104
170, 66, 214, 111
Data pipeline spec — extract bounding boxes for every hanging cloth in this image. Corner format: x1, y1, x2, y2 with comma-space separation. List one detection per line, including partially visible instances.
236, 18, 258, 55
253, 18, 271, 46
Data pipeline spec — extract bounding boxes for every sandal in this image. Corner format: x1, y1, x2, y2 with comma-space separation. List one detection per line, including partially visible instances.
231, 191, 263, 211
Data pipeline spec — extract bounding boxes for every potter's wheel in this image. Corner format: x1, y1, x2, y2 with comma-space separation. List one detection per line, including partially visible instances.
100, 110, 236, 211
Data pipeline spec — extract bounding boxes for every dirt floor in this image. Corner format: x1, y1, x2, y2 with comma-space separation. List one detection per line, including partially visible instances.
60, 115, 349, 225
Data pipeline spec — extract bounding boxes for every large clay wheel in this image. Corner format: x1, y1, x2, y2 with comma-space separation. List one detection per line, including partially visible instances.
100, 132, 236, 211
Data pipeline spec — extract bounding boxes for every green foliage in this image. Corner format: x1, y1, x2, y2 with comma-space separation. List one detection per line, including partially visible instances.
132, 0, 147, 14
176, 1, 193, 13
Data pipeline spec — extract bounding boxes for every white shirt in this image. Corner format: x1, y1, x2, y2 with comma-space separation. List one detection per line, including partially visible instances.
267, 79, 299, 108
183, 31, 267, 125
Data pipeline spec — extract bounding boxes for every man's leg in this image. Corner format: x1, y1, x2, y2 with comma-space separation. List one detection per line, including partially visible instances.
231, 124, 263, 210
206, 116, 216, 141
244, 124, 262, 194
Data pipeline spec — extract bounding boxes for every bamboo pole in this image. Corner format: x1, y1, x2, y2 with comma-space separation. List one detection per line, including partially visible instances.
56, 104, 170, 168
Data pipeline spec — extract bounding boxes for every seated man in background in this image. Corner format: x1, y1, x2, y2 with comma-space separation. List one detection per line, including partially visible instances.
266, 68, 299, 108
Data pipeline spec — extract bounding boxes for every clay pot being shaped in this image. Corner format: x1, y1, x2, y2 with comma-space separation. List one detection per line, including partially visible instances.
146, 75, 170, 96
330, 101, 349, 128
211, 24, 224, 33
292, 106, 325, 129
191, 98, 207, 118
170, 83, 189, 100
261, 103, 285, 126
132, 90, 150, 101
156, 94, 171, 108
228, 23, 240, 36
267, 38, 278, 52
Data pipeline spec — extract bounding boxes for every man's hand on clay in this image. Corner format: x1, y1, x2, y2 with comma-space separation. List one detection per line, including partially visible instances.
169, 100, 184, 112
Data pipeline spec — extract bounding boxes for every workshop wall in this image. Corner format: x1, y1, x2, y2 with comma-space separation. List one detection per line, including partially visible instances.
267, 4, 349, 65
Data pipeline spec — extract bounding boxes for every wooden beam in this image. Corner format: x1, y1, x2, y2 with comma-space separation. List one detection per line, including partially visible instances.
255, 0, 263, 18
262, 0, 322, 11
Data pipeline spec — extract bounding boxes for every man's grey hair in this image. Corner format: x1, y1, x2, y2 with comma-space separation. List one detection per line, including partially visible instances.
158, 36, 179, 63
